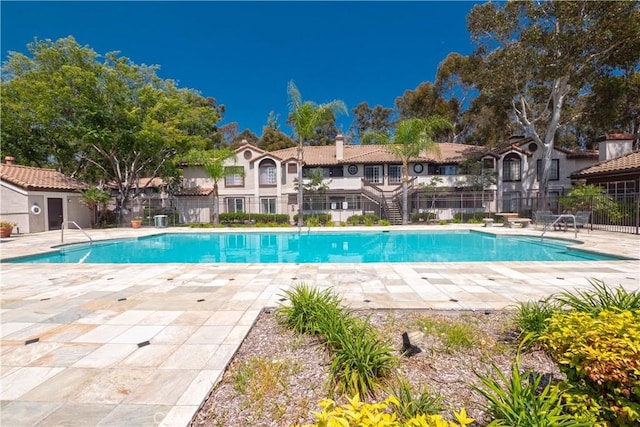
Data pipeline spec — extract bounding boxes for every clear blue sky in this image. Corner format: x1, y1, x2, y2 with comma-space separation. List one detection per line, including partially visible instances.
1, 1, 478, 138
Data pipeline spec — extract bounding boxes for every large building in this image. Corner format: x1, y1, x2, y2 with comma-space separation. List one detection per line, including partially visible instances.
176, 134, 635, 224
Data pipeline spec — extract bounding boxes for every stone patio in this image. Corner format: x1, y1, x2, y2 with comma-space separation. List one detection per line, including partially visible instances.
1, 225, 638, 426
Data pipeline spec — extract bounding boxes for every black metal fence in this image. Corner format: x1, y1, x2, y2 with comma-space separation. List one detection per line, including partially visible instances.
511, 192, 640, 235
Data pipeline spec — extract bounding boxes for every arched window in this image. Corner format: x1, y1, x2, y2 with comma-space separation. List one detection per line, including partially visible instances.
259, 159, 277, 186
503, 153, 521, 182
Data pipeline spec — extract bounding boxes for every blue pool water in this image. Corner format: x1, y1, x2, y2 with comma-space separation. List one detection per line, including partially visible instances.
6, 231, 619, 264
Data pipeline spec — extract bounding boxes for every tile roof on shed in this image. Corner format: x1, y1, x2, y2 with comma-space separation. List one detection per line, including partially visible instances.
0, 163, 87, 192
175, 187, 214, 197
571, 151, 640, 178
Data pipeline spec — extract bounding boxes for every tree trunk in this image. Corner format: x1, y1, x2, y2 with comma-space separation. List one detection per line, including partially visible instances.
212, 182, 219, 225
297, 142, 304, 227
402, 162, 409, 225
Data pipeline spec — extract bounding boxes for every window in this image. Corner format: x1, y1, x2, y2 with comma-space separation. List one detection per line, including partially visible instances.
260, 197, 276, 214
389, 165, 402, 184
364, 165, 382, 183
302, 167, 343, 178
413, 163, 424, 174
287, 163, 297, 174
441, 165, 458, 175
503, 153, 521, 182
483, 158, 495, 169
536, 159, 559, 181
427, 164, 457, 175
226, 198, 244, 213
224, 166, 244, 187
259, 160, 277, 186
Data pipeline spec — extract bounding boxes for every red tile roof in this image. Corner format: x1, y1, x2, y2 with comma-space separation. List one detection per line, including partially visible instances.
271, 142, 485, 165
175, 187, 214, 197
571, 151, 640, 178
0, 163, 87, 192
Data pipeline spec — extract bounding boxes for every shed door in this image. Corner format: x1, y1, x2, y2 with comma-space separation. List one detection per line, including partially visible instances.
47, 198, 63, 230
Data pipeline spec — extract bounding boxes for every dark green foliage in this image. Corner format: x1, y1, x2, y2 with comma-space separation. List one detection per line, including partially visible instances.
346, 214, 380, 225
453, 212, 497, 223
555, 279, 640, 314
219, 212, 290, 225
410, 212, 437, 223
293, 214, 333, 226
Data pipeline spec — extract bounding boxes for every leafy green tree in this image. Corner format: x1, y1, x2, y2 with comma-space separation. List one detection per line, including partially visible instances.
458, 159, 497, 191
79, 187, 112, 227
182, 148, 238, 225
258, 127, 296, 151
467, 1, 640, 204
287, 81, 347, 227
1, 37, 221, 222
364, 117, 453, 225
559, 184, 621, 221
231, 129, 259, 147
350, 102, 394, 144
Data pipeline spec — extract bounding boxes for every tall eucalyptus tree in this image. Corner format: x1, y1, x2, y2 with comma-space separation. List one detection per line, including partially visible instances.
467, 0, 640, 204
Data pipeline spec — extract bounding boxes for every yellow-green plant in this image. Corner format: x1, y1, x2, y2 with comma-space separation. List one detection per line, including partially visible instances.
298, 394, 474, 427
387, 378, 442, 421
540, 309, 640, 424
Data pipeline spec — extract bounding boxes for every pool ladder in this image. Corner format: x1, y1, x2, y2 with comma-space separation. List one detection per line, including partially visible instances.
61, 221, 93, 244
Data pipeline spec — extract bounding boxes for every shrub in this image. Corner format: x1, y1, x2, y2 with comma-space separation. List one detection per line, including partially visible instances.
329, 317, 397, 398
539, 309, 640, 424
387, 378, 442, 421
219, 212, 290, 225
410, 212, 436, 223
513, 298, 559, 340
277, 284, 396, 398
472, 352, 588, 426
347, 213, 381, 225
554, 279, 640, 314
275, 284, 345, 335
293, 213, 333, 226
298, 394, 474, 427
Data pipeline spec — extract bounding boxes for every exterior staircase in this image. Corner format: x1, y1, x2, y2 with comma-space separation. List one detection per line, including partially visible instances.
361, 180, 407, 225
384, 199, 402, 224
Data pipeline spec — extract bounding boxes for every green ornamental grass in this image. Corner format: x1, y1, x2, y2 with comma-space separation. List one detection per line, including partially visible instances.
555, 279, 640, 314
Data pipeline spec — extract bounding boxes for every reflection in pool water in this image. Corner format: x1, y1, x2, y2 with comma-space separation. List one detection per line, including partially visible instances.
6, 231, 619, 264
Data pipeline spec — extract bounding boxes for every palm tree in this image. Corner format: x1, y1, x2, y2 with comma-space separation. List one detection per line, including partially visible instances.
287, 81, 346, 227
79, 187, 112, 227
183, 147, 238, 225
364, 117, 453, 225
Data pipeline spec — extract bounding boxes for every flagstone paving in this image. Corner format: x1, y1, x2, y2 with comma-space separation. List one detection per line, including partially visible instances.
1, 225, 638, 426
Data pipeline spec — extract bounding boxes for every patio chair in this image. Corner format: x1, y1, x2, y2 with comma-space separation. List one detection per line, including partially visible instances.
533, 210, 554, 230
575, 211, 591, 230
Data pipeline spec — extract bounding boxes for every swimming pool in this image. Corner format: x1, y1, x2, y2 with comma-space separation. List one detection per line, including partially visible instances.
5, 231, 619, 263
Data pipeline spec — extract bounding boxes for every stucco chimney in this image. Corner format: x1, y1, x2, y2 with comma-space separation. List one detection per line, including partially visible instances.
4, 156, 15, 165
597, 133, 634, 161
335, 134, 344, 161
